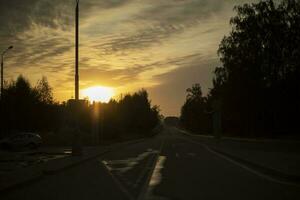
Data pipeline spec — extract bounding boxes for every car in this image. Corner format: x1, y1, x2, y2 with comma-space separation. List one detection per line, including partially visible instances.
0, 132, 42, 150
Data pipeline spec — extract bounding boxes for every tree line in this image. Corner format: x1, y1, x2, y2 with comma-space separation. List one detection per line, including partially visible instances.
181, 0, 300, 138
0, 75, 160, 144
92, 90, 160, 142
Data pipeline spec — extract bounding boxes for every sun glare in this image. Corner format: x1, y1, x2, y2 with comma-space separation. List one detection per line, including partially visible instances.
82, 86, 115, 103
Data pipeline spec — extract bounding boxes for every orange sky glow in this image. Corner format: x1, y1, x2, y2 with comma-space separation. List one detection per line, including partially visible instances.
0, 0, 258, 116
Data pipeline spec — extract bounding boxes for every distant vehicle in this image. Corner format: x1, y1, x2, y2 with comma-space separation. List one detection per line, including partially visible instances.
0, 132, 42, 150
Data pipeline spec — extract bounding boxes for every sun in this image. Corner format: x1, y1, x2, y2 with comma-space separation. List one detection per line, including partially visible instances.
81, 86, 115, 103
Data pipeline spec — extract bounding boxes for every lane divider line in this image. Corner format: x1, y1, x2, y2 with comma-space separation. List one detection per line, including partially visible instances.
134, 153, 157, 188
137, 138, 166, 200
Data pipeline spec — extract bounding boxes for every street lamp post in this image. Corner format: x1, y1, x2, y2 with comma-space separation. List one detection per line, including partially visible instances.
75, 0, 79, 100
72, 0, 83, 156
1, 45, 13, 99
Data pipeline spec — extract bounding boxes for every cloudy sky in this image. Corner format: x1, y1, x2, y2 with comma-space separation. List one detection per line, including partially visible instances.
0, 0, 256, 116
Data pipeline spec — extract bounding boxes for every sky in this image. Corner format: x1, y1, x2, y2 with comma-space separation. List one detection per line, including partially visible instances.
0, 0, 257, 116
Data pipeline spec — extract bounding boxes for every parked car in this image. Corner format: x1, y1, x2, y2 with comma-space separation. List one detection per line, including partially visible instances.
0, 132, 42, 150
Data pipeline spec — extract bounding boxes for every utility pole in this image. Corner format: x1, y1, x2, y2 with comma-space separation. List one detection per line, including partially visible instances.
72, 0, 82, 156
75, 0, 79, 100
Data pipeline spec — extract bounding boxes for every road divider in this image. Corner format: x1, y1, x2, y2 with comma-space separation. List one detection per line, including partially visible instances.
137, 138, 165, 200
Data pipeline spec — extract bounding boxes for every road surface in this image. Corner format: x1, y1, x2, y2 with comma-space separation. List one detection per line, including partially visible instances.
1, 126, 300, 200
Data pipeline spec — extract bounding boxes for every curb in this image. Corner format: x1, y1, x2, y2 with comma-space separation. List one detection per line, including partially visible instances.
177, 127, 300, 143
210, 147, 300, 185
43, 149, 109, 174
0, 149, 110, 193
177, 128, 300, 186
0, 137, 156, 193
0, 170, 44, 193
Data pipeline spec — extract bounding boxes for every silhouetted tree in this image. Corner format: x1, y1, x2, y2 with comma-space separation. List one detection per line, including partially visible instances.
35, 76, 53, 105
0, 75, 61, 135
0, 75, 160, 143
211, 0, 300, 136
89, 89, 160, 142
186, 83, 203, 102
180, 84, 211, 133
181, 0, 300, 137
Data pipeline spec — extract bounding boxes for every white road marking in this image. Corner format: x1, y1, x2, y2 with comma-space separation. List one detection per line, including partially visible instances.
137, 139, 166, 200
100, 147, 161, 200
103, 150, 159, 173
100, 159, 135, 200
180, 136, 300, 187
144, 156, 168, 200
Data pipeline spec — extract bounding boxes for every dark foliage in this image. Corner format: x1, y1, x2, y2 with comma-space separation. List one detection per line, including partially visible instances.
181, 0, 300, 137
0, 76, 160, 144
0, 75, 62, 134
92, 89, 160, 142
180, 84, 211, 134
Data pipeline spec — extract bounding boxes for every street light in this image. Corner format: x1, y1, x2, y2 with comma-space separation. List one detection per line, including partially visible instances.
72, 0, 82, 156
1, 45, 13, 99
75, 0, 79, 100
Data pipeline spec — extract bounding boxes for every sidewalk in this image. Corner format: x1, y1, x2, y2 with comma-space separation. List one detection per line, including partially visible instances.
210, 142, 300, 184
0, 146, 108, 192
0, 136, 151, 193
177, 128, 300, 184
215, 139, 300, 174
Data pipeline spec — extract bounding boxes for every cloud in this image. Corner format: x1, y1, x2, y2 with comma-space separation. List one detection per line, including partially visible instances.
147, 54, 220, 116
0, 0, 259, 115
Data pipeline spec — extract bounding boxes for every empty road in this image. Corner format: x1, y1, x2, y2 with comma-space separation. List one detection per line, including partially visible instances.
2, 126, 300, 200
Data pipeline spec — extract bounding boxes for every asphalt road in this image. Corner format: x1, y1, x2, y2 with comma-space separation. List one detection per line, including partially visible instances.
1, 126, 300, 200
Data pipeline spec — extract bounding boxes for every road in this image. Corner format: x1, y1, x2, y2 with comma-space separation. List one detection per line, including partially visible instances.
1, 126, 300, 200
